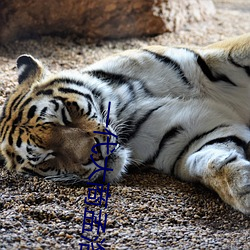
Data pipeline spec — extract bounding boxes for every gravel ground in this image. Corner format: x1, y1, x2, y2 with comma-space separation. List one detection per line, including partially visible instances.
0, 1, 250, 249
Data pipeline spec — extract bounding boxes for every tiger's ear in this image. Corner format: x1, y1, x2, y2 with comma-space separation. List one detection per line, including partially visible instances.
17, 55, 44, 86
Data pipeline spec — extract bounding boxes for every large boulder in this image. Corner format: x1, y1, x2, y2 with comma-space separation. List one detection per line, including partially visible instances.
0, 0, 215, 44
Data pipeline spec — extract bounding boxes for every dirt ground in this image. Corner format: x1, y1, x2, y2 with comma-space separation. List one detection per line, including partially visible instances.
0, 0, 250, 249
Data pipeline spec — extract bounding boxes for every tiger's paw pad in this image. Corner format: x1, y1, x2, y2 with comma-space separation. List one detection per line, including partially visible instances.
219, 162, 250, 214
230, 165, 250, 214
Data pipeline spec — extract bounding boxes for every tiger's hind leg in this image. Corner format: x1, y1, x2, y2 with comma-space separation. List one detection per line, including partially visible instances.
175, 142, 250, 214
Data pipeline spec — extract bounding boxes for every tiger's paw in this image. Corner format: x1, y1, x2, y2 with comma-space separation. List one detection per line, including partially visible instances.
206, 156, 250, 214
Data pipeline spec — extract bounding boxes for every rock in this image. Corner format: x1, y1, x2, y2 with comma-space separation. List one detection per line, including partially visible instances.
0, 0, 215, 44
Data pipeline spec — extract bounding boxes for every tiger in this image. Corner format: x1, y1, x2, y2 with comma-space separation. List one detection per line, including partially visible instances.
1, 33, 250, 214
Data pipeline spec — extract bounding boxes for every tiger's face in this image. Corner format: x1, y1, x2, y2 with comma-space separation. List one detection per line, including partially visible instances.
0, 55, 130, 184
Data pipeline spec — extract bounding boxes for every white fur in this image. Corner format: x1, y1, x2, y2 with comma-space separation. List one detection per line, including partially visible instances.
81, 44, 250, 213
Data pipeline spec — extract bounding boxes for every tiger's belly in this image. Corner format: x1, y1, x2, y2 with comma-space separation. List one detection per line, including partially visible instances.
125, 97, 246, 173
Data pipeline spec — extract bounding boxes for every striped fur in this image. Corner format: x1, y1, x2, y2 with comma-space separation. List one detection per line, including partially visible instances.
1, 34, 250, 214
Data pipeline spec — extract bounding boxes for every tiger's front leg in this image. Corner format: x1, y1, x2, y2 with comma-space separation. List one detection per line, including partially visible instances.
175, 145, 250, 214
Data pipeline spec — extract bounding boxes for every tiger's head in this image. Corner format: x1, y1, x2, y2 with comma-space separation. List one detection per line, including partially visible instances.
0, 55, 130, 184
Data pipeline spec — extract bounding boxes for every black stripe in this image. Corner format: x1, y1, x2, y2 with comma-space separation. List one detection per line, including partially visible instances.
49, 78, 86, 87
0, 93, 25, 135
197, 55, 217, 81
196, 135, 247, 153
0, 104, 11, 135
20, 97, 33, 110
13, 95, 27, 112
13, 117, 19, 126
16, 155, 24, 164
16, 136, 22, 148
184, 48, 237, 87
89, 69, 138, 101
85, 102, 92, 116
88, 70, 130, 85
22, 167, 43, 177
27, 105, 37, 119
1, 125, 9, 142
128, 83, 136, 99
27, 156, 40, 163
26, 145, 33, 154
145, 126, 183, 165
8, 114, 21, 145
99, 97, 105, 117
16, 128, 24, 148
139, 82, 154, 97
35, 107, 47, 122
49, 77, 102, 102
54, 96, 68, 103
0, 115, 8, 138
50, 100, 59, 112
228, 51, 250, 77
92, 88, 102, 98
35, 108, 48, 122
8, 132, 13, 145
118, 120, 133, 143
14, 110, 23, 125
117, 103, 128, 117
40, 107, 48, 117
6, 115, 19, 146
88, 70, 154, 97
1, 92, 30, 142
124, 105, 163, 143
143, 50, 191, 86
12, 94, 25, 111
171, 124, 230, 175
197, 56, 237, 86
7, 94, 21, 111
58, 87, 94, 105
116, 84, 138, 118
61, 108, 71, 125
224, 155, 237, 165
36, 89, 54, 96
19, 128, 24, 136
